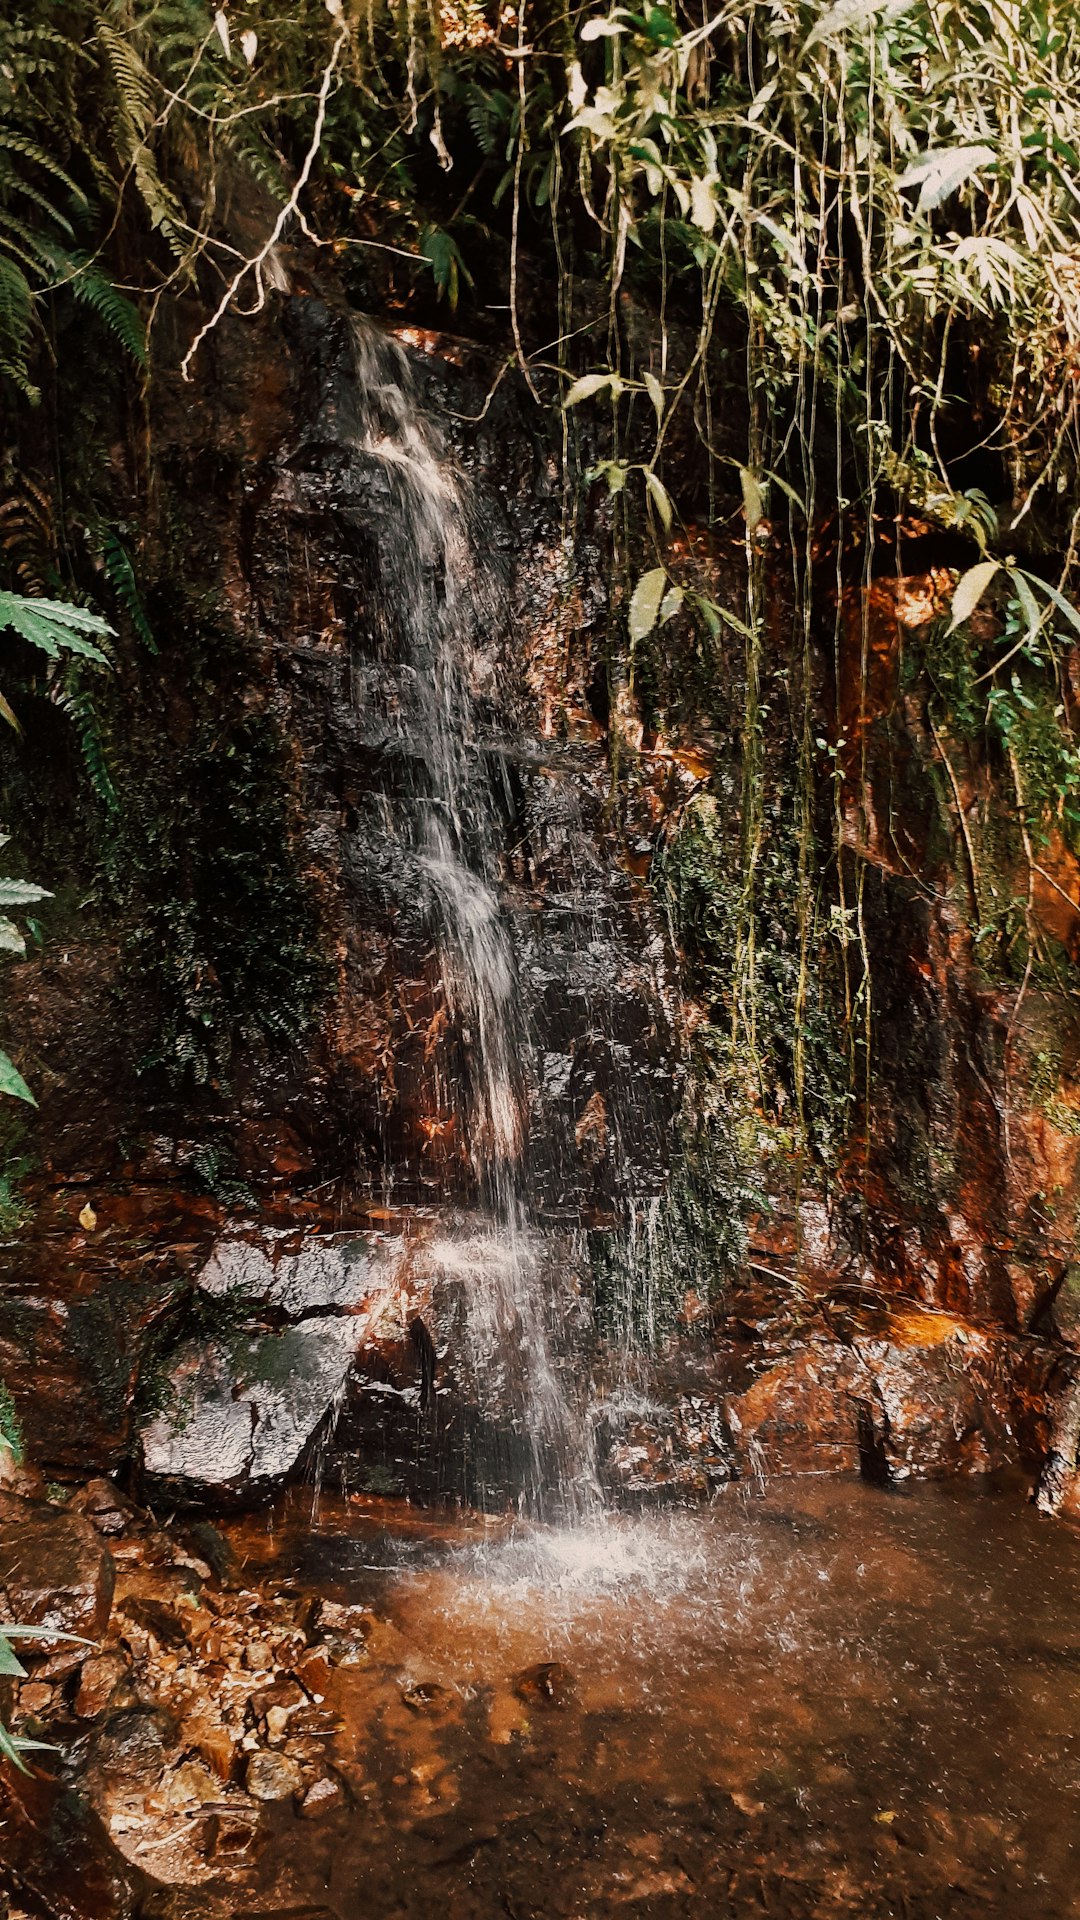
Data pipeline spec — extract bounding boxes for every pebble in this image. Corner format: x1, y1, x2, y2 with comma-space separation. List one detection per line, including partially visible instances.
245, 1750, 304, 1801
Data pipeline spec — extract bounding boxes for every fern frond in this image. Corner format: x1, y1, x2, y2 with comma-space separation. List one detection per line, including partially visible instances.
0, 132, 86, 209
0, 477, 55, 592
0, 592, 112, 663
66, 254, 146, 366
1, 172, 75, 242
97, 23, 156, 141
54, 671, 118, 812
100, 528, 156, 650
0, 210, 56, 272
0, 257, 37, 403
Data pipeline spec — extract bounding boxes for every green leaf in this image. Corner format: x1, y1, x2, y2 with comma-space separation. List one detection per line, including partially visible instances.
629, 568, 668, 643
0, 1636, 27, 1678
643, 371, 664, 425
1010, 570, 1044, 646
947, 559, 999, 633
644, 468, 673, 530
0, 593, 112, 664
0, 880, 51, 906
0, 1051, 35, 1106
0, 920, 25, 956
659, 585, 684, 625
1034, 576, 1080, 639
589, 460, 628, 495
564, 372, 620, 408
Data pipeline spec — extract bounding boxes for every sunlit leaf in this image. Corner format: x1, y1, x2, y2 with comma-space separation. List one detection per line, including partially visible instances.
0, 880, 51, 907
564, 372, 619, 408
644, 469, 673, 530
689, 176, 718, 234
803, 0, 909, 49
896, 144, 996, 213
629, 568, 668, 643
946, 559, 999, 633
0, 593, 111, 664
739, 467, 765, 532
643, 371, 664, 425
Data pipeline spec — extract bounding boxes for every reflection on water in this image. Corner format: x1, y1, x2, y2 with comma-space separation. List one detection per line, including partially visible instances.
225, 1479, 1080, 1918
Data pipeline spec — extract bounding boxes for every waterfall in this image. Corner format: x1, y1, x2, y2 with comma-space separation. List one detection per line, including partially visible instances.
346, 318, 597, 1519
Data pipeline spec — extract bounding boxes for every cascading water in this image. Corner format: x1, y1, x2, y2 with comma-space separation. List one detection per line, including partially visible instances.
346, 319, 598, 1519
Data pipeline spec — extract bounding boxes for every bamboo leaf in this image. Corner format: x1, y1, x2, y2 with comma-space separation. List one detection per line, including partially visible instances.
739, 467, 765, 532
629, 568, 668, 643
804, 0, 907, 50
644, 469, 673, 530
643, 371, 664, 425
1033, 576, 1080, 639
1011, 570, 1044, 645
0, 1637, 26, 1678
564, 372, 618, 407
946, 559, 999, 633
896, 144, 995, 213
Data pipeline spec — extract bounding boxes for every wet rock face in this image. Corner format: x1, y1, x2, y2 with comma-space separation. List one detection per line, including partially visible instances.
0, 294, 683, 1486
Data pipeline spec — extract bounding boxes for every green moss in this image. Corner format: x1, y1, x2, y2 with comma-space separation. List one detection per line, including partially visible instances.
0, 1382, 23, 1462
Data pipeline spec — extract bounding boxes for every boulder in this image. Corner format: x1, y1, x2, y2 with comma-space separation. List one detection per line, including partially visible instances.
140, 1320, 360, 1500
0, 1491, 115, 1643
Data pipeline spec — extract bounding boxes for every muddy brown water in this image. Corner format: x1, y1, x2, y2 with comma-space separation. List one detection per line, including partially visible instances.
220, 1478, 1080, 1919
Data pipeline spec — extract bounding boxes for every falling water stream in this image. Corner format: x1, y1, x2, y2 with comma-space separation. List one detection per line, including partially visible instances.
347, 320, 598, 1521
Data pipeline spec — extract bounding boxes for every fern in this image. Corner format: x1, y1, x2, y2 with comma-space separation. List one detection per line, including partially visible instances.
66, 253, 146, 366
55, 670, 118, 812
0, 132, 86, 210
0, 257, 37, 402
0, 591, 111, 664
100, 528, 157, 650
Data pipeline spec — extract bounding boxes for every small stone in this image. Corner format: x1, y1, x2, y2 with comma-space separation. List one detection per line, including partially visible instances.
75, 1652, 131, 1719
265, 1705, 290, 1741
245, 1749, 304, 1801
179, 1707, 237, 1781
244, 1640, 273, 1672
513, 1661, 574, 1709
18, 1682, 54, 1716
299, 1774, 345, 1820
251, 1675, 306, 1718
293, 1648, 332, 1699
400, 1680, 452, 1714
164, 1760, 219, 1810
